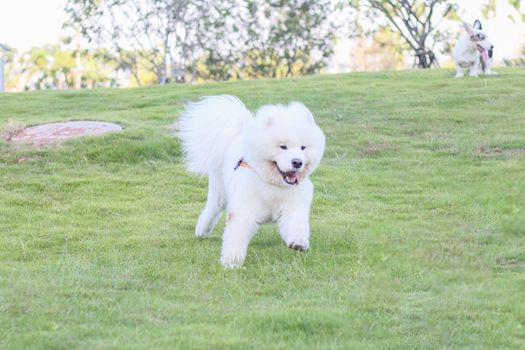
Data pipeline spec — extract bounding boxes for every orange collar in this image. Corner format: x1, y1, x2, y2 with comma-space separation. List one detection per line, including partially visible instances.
234, 158, 252, 171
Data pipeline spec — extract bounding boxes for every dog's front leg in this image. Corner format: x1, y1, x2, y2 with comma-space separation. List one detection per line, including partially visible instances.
454, 63, 464, 78
220, 211, 259, 268
278, 205, 311, 252
469, 61, 480, 77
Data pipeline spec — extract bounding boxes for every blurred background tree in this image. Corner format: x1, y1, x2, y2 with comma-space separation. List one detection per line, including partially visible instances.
1, 44, 20, 91
240, 0, 342, 78
2, 0, 523, 91
65, 0, 235, 84
350, 27, 405, 71
16, 45, 118, 90
64, 0, 342, 83
508, 0, 525, 21
349, 0, 458, 68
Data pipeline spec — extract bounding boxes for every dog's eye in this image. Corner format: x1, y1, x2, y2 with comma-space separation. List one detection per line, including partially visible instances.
301, 146, 306, 150
280, 145, 287, 150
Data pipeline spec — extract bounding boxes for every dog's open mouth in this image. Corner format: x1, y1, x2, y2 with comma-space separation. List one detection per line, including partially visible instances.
477, 45, 490, 62
273, 162, 299, 185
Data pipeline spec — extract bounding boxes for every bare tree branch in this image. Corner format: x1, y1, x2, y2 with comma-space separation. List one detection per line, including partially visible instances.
361, 0, 456, 68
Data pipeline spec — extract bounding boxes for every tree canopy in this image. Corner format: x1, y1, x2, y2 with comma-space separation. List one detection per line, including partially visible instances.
64, 0, 341, 83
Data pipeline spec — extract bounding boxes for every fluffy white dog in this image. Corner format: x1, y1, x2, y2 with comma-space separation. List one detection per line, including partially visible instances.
453, 20, 496, 78
177, 95, 325, 268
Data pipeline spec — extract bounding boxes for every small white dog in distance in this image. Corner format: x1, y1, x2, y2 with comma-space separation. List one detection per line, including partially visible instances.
177, 96, 325, 268
453, 20, 496, 78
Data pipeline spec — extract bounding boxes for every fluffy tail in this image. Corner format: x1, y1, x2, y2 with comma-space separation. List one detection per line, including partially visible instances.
176, 95, 252, 175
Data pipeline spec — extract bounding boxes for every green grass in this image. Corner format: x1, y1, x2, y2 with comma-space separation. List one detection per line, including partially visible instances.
1, 68, 524, 349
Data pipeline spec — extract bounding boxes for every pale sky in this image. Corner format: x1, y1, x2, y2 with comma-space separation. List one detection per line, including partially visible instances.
0, 0, 524, 60
0, 0, 68, 51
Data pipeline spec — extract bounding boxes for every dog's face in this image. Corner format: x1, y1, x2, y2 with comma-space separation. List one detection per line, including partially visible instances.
244, 102, 325, 187
464, 21, 494, 61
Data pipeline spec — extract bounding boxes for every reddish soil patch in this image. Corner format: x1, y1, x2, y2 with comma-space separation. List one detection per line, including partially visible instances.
7, 121, 122, 144
361, 142, 394, 156
477, 146, 525, 158
495, 258, 525, 269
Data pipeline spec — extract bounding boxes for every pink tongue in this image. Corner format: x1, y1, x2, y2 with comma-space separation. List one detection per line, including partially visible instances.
479, 47, 489, 61
285, 172, 297, 181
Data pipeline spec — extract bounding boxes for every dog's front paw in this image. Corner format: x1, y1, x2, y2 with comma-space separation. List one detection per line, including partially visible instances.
287, 239, 309, 252
220, 253, 245, 269
195, 217, 213, 238
195, 223, 211, 238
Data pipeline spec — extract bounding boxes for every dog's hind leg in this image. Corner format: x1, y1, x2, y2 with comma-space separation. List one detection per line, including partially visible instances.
469, 62, 480, 77
195, 171, 225, 238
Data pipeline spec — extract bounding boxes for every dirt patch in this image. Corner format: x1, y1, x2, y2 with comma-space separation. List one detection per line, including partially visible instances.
14, 156, 41, 164
4, 121, 122, 145
0, 119, 26, 141
477, 146, 525, 158
1, 156, 41, 166
360, 142, 394, 157
495, 258, 525, 270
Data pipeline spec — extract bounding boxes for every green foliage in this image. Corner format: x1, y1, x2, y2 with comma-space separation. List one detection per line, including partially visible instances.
65, 0, 341, 84
487, 0, 525, 22
249, 0, 340, 77
21, 45, 76, 90
195, 0, 342, 81
1, 68, 525, 348
509, 0, 525, 21
509, 0, 522, 11
351, 27, 405, 71
481, 0, 497, 19
15, 46, 117, 90
65, 0, 229, 84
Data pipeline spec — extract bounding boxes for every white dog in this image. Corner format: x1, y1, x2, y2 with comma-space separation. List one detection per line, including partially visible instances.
453, 20, 496, 78
177, 95, 325, 268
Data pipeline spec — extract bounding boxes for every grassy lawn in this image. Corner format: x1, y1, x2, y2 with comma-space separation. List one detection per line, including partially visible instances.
1, 68, 524, 349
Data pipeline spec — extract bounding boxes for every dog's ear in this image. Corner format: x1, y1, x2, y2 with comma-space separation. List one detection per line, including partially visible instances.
289, 102, 315, 124
255, 105, 275, 127
463, 22, 474, 36
303, 110, 315, 124
473, 20, 482, 30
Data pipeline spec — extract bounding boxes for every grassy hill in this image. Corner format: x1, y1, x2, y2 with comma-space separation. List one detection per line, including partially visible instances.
1, 68, 524, 349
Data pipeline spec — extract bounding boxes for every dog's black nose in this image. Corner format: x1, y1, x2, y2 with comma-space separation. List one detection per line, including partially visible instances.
491, 45, 494, 49
292, 159, 303, 169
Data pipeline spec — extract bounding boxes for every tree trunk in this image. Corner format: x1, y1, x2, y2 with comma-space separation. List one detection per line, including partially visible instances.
415, 48, 435, 69
74, 29, 82, 90
157, 64, 167, 85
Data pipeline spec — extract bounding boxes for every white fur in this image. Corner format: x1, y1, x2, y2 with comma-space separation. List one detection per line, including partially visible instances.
453, 21, 496, 78
177, 95, 325, 268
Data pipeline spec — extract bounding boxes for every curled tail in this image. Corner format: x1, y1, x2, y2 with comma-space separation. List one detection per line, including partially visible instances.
176, 95, 252, 175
